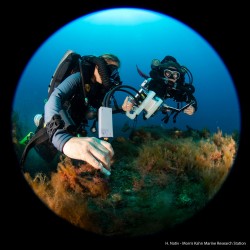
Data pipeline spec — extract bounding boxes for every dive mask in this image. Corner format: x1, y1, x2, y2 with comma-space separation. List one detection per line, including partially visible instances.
164, 69, 180, 80
107, 64, 122, 87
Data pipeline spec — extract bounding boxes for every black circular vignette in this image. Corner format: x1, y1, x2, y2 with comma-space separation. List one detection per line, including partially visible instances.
2, 1, 248, 247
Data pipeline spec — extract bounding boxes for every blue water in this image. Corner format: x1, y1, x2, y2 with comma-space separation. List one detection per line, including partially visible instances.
12, 8, 241, 138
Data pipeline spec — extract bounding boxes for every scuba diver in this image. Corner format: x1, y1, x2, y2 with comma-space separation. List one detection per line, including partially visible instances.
20, 52, 122, 176
44, 53, 122, 176
122, 55, 198, 123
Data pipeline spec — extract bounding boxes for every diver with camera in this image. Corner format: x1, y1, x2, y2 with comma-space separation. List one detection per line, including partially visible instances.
121, 55, 197, 123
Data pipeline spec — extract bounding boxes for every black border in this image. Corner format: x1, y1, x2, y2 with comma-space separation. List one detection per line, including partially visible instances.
3, 1, 248, 247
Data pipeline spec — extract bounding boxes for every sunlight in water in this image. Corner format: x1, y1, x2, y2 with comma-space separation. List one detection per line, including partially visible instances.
83, 8, 164, 25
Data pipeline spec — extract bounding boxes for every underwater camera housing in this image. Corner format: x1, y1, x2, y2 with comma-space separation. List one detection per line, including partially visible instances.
125, 79, 163, 120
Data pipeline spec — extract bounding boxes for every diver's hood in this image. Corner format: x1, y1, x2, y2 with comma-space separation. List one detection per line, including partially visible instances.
151, 57, 182, 73
159, 61, 182, 72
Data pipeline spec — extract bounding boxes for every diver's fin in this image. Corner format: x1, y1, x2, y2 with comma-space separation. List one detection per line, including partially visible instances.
136, 65, 150, 79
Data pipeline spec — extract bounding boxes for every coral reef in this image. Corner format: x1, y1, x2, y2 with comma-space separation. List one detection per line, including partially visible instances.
14, 123, 238, 237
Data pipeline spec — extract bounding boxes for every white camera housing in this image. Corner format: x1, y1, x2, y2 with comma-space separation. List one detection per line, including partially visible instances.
126, 89, 163, 120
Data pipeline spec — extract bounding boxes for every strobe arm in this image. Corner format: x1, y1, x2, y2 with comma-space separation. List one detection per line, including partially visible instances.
161, 100, 196, 124
161, 100, 195, 113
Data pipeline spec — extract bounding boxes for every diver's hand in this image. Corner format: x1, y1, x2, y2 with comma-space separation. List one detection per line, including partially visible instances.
122, 96, 134, 112
183, 105, 195, 115
62, 137, 114, 175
